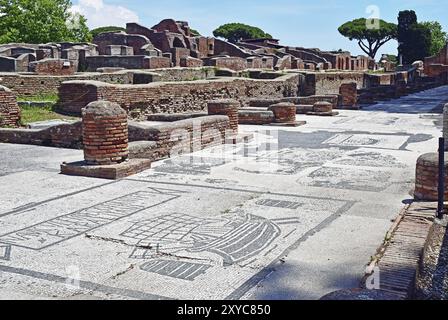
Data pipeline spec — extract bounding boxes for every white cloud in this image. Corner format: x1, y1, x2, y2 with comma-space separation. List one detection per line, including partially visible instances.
70, 0, 139, 29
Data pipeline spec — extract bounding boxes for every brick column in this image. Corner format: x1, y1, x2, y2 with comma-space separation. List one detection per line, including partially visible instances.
269, 102, 297, 123
395, 80, 407, 97
208, 99, 239, 133
415, 152, 448, 201
82, 101, 129, 165
339, 82, 358, 108
0, 85, 21, 128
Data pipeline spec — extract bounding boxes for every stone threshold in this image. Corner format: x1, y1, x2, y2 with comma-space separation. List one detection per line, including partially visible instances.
61, 159, 152, 180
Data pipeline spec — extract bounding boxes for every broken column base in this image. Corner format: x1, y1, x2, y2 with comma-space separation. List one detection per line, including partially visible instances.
60, 159, 152, 180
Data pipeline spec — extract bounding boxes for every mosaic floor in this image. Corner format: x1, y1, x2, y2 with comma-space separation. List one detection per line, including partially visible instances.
0, 86, 446, 300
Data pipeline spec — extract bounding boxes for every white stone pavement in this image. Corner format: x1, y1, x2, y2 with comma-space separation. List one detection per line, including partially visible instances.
0, 86, 446, 300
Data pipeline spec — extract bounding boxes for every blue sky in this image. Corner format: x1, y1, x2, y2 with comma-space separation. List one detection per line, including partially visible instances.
72, 0, 448, 58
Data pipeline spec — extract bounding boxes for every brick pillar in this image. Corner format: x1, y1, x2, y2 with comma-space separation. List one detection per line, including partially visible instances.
269, 103, 297, 123
395, 80, 407, 97
82, 101, 129, 165
339, 82, 358, 108
208, 99, 239, 133
444, 104, 448, 151
415, 152, 448, 201
0, 85, 21, 128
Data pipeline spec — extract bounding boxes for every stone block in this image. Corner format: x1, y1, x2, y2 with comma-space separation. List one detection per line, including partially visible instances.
60, 159, 152, 180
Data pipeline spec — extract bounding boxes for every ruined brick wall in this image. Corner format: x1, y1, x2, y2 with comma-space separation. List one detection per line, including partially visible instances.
85, 55, 158, 71
425, 45, 448, 66
128, 116, 230, 160
29, 59, 76, 75
57, 81, 99, 114
58, 74, 301, 117
153, 67, 215, 82
205, 57, 247, 71
146, 56, 171, 69
301, 72, 365, 96
0, 115, 229, 153
425, 64, 448, 78
0, 68, 216, 96
0, 72, 134, 96
247, 57, 264, 69
339, 82, 358, 108
213, 39, 250, 58
275, 56, 292, 70
93, 32, 151, 55
0, 85, 20, 127
0, 121, 82, 147
180, 57, 203, 68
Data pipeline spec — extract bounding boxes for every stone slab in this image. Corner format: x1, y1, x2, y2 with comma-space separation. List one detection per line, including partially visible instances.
307, 111, 340, 117
263, 121, 307, 128
60, 159, 152, 180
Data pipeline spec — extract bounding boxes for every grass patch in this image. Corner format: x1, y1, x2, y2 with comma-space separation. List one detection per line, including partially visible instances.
16, 93, 59, 103
20, 104, 79, 125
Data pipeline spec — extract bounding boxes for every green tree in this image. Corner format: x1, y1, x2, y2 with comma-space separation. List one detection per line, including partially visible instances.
213, 23, 272, 43
338, 18, 397, 59
420, 21, 448, 56
397, 10, 431, 64
189, 28, 201, 37
91, 26, 126, 39
0, 0, 91, 44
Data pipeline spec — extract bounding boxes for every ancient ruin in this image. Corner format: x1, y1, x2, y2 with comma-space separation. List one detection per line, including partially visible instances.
1, 13, 448, 302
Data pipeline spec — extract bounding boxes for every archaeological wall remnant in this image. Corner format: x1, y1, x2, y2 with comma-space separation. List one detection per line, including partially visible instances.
57, 73, 302, 118
207, 99, 240, 133
0, 85, 20, 127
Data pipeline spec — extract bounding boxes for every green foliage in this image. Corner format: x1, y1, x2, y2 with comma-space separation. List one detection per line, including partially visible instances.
0, 0, 92, 44
420, 21, 448, 56
189, 28, 201, 36
19, 104, 78, 125
16, 92, 59, 102
383, 54, 398, 64
338, 18, 397, 59
397, 10, 431, 64
91, 26, 126, 39
213, 23, 272, 43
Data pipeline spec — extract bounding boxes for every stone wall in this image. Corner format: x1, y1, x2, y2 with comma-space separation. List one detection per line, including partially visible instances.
339, 82, 358, 109
85, 55, 171, 71
425, 44, 448, 78
205, 57, 247, 71
0, 72, 134, 96
0, 121, 82, 147
180, 57, 203, 68
57, 74, 301, 118
0, 116, 230, 159
0, 85, 20, 127
128, 116, 230, 160
149, 67, 215, 82
301, 71, 365, 96
0, 67, 216, 96
28, 59, 76, 75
